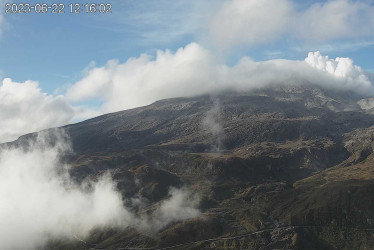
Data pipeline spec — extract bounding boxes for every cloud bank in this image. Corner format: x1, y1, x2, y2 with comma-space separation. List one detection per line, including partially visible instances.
66, 43, 374, 115
1, 44, 373, 142
0, 131, 200, 249
0, 78, 74, 142
207, 0, 374, 50
66, 43, 218, 113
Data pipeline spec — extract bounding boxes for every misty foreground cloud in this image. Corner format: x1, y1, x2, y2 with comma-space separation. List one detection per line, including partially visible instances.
0, 131, 200, 250
0, 78, 74, 142
0, 132, 129, 250
67, 43, 374, 116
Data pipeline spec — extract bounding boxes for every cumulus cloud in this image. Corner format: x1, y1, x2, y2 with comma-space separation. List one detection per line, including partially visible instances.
66, 43, 374, 116
0, 78, 74, 143
305, 51, 372, 84
0, 130, 201, 249
206, 0, 374, 50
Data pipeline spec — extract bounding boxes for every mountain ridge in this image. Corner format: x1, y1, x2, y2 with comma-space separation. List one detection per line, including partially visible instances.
4, 83, 374, 249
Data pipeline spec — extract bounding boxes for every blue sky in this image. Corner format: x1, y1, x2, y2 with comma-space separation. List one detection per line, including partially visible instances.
0, 0, 210, 92
0, 0, 374, 142
1, 0, 373, 93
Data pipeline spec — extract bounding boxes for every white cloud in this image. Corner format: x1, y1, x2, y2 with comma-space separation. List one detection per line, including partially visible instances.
67, 43, 219, 113
139, 187, 201, 232
1, 48, 371, 141
66, 61, 116, 102
305, 51, 371, 82
0, 131, 131, 250
72, 105, 104, 122
296, 0, 374, 41
67, 43, 374, 116
0, 131, 201, 249
207, 0, 374, 50
207, 0, 293, 50
156, 188, 200, 223
0, 78, 74, 143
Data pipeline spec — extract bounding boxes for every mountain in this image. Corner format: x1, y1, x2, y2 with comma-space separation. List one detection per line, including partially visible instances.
7, 84, 374, 249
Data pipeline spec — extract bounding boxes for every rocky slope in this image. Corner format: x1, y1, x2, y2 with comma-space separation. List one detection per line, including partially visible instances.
7, 84, 374, 249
